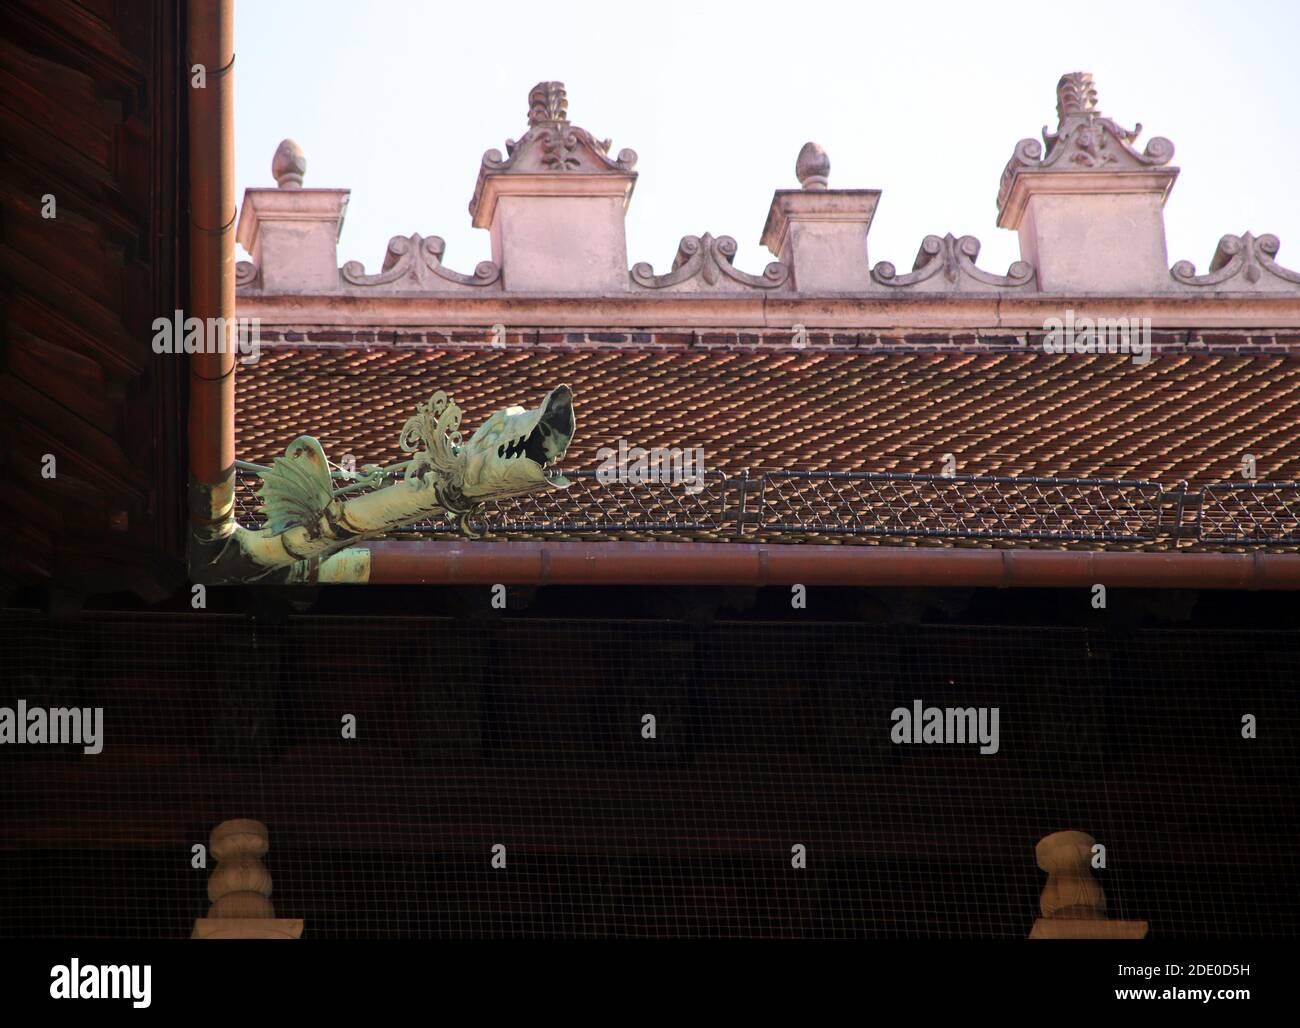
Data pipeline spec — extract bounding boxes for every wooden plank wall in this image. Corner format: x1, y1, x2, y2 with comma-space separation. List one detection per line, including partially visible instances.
0, 0, 186, 601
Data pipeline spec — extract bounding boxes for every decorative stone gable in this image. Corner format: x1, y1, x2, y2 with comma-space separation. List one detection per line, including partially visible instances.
468, 81, 638, 217
996, 72, 1178, 293
468, 81, 638, 292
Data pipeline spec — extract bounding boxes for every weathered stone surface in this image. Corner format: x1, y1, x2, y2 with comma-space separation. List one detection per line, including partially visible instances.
232, 75, 1299, 302
632, 233, 788, 292
237, 141, 349, 293
873, 233, 1034, 292
997, 73, 1178, 293
469, 82, 636, 293
1172, 232, 1300, 292
759, 144, 878, 291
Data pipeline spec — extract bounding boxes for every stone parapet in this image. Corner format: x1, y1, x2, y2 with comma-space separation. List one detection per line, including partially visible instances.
234, 77, 1300, 303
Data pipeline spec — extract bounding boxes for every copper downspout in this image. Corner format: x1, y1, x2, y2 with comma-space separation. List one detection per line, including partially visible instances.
186, 0, 236, 539
362, 541, 1300, 589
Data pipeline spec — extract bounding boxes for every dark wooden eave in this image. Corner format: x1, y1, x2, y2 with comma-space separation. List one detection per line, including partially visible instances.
0, 0, 188, 601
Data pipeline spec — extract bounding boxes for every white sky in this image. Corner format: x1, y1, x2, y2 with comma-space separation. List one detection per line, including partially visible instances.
235, 0, 1300, 284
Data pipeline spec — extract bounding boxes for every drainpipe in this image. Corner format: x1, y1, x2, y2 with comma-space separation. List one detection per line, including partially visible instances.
186, 0, 237, 562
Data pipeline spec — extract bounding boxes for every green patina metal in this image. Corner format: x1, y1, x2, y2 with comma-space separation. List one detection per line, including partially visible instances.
189, 385, 575, 584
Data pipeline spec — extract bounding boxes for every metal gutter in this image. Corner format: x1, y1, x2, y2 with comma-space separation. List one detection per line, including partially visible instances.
352, 541, 1300, 589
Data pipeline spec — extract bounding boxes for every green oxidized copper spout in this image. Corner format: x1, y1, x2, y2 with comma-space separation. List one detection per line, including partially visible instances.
190, 385, 575, 583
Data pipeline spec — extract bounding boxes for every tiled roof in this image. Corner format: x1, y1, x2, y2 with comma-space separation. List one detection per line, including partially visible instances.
235, 334, 1300, 551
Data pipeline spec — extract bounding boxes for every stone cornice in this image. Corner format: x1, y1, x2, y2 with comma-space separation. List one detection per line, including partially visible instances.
996, 168, 1177, 230
235, 187, 349, 251
470, 171, 634, 229
759, 189, 881, 255
235, 291, 1300, 330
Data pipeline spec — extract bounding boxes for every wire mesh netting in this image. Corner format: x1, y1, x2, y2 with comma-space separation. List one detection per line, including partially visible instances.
1200, 483, 1300, 544
1, 610, 1296, 938
757, 472, 1164, 541
232, 470, 1297, 545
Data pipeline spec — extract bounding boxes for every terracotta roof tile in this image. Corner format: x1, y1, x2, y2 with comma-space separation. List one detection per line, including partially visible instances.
234, 341, 1300, 550
238, 345, 1300, 481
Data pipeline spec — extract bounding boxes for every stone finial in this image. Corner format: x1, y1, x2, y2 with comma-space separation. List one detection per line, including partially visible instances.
796, 142, 830, 190
528, 81, 569, 126
996, 72, 1178, 292
272, 139, 306, 189
1028, 830, 1147, 940
1042, 71, 1173, 167
1055, 71, 1098, 119
761, 144, 878, 290
468, 80, 638, 291
469, 80, 638, 223
192, 818, 303, 939
998, 72, 1175, 215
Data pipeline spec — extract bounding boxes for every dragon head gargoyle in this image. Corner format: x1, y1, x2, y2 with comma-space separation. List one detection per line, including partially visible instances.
210, 385, 577, 577
397, 384, 574, 514
461, 384, 575, 499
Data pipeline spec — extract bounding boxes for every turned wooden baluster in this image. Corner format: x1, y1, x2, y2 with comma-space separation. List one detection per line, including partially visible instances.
1037, 830, 1108, 920
192, 818, 303, 939
1029, 830, 1147, 939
